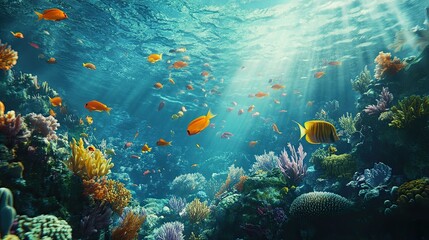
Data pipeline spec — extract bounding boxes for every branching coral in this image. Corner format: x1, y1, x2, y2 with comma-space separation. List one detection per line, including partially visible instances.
251, 151, 278, 173
351, 65, 372, 94
64, 138, 114, 180
186, 198, 210, 224
111, 211, 145, 240
105, 179, 132, 215
389, 95, 429, 128
25, 112, 59, 140
0, 41, 18, 71
276, 143, 307, 185
168, 196, 186, 214
374, 51, 406, 80
338, 112, 357, 136
364, 87, 394, 115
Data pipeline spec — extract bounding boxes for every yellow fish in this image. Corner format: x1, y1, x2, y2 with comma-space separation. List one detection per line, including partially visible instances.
196, 144, 201, 149
80, 133, 88, 138
294, 120, 339, 144
141, 143, 152, 153
83, 62, 96, 70
86, 116, 93, 125
187, 110, 216, 135
191, 164, 198, 168
148, 53, 162, 63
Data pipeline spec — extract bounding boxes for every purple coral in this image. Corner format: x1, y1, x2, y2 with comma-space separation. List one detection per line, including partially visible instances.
25, 113, 59, 140
276, 143, 307, 184
80, 202, 112, 238
0, 111, 30, 146
168, 196, 186, 214
364, 87, 394, 115
155, 221, 184, 240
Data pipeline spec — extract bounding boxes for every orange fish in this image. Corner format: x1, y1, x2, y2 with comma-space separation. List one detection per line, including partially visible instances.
83, 63, 96, 70
201, 71, 209, 77
172, 61, 188, 69
0, 101, 4, 116
35, 8, 68, 21
85, 100, 111, 114
124, 142, 133, 149
143, 170, 151, 175
141, 143, 152, 153
79, 118, 84, 125
154, 82, 163, 89
86, 116, 93, 125
272, 123, 282, 134
49, 109, 56, 117
169, 78, 175, 84
314, 71, 325, 78
10, 31, 24, 38
248, 141, 258, 147
29, 42, 40, 49
147, 53, 162, 63
271, 84, 285, 90
49, 96, 62, 107
187, 109, 216, 136
247, 105, 255, 112
47, 57, 57, 64
255, 92, 269, 98
328, 61, 342, 66
156, 138, 172, 146
186, 84, 194, 90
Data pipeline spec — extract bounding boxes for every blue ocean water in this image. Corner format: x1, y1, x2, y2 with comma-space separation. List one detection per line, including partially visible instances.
1, 0, 429, 239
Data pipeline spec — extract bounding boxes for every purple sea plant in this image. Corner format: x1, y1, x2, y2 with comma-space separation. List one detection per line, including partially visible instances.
80, 202, 112, 238
276, 143, 307, 184
155, 221, 184, 240
168, 196, 186, 214
364, 87, 394, 115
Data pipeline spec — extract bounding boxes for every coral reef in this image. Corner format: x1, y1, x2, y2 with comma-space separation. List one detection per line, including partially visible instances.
82, 178, 108, 201
396, 178, 429, 209
186, 198, 210, 224
374, 51, 405, 80
168, 196, 186, 214
155, 221, 184, 240
338, 112, 357, 137
364, 87, 394, 116
276, 143, 307, 185
289, 192, 353, 219
313, 154, 356, 179
80, 202, 112, 238
389, 95, 429, 128
363, 162, 392, 188
25, 113, 59, 140
170, 173, 206, 197
0, 188, 16, 238
105, 179, 132, 215
15, 215, 72, 239
351, 66, 372, 94
64, 138, 114, 180
111, 211, 146, 240
251, 151, 278, 173
0, 41, 18, 71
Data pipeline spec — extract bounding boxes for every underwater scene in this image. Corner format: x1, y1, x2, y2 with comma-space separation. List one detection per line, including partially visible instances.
1, 0, 429, 239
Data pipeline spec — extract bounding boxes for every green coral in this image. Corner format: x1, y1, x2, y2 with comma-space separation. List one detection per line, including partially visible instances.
389, 95, 429, 128
15, 215, 72, 240
351, 65, 372, 94
338, 112, 357, 136
314, 154, 356, 179
396, 178, 429, 208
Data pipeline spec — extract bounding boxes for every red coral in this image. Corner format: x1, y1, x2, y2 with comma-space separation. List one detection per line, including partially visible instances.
374, 51, 405, 80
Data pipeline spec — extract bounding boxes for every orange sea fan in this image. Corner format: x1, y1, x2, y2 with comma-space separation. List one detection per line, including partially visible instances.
215, 176, 231, 198
111, 211, 146, 240
0, 41, 18, 71
234, 175, 248, 192
374, 51, 405, 80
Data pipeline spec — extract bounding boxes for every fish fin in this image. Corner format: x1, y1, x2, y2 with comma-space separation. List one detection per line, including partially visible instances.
293, 120, 306, 140
35, 11, 43, 20
106, 107, 112, 114
306, 134, 318, 144
160, 53, 163, 60
82, 63, 86, 67
169, 141, 172, 146
207, 109, 216, 119
10, 31, 15, 35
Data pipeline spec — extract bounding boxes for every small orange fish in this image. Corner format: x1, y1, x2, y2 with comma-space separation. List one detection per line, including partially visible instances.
328, 61, 342, 66
79, 118, 84, 125
87, 146, 96, 151
141, 143, 152, 153
247, 105, 255, 112
83, 62, 96, 70
201, 71, 209, 77
156, 138, 172, 146
130, 155, 141, 159
314, 71, 325, 78
271, 84, 285, 90
143, 170, 151, 175
154, 82, 163, 89
49, 96, 62, 107
47, 57, 57, 64
272, 123, 282, 134
255, 92, 269, 98
86, 116, 93, 125
124, 142, 133, 149
85, 100, 111, 114
191, 164, 198, 168
169, 78, 175, 84
249, 141, 258, 147
10, 31, 24, 38
35, 8, 68, 21
148, 53, 162, 63
186, 84, 194, 90
172, 61, 188, 69
187, 110, 216, 136
49, 109, 56, 117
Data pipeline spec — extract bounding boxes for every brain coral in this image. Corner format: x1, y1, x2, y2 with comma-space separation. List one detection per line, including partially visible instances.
397, 178, 429, 208
289, 192, 353, 219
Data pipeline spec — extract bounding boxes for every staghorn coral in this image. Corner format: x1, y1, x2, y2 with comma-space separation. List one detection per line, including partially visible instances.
289, 192, 353, 219
111, 211, 145, 240
276, 143, 307, 185
351, 65, 372, 94
396, 178, 429, 209
251, 151, 278, 173
155, 221, 184, 240
338, 112, 357, 136
389, 95, 429, 128
25, 112, 59, 140
15, 215, 72, 239
374, 51, 406, 80
186, 198, 210, 224
64, 138, 114, 180
0, 41, 18, 71
105, 179, 132, 215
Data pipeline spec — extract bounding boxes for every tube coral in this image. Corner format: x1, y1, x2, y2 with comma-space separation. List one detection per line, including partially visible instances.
374, 51, 405, 80
0, 41, 18, 71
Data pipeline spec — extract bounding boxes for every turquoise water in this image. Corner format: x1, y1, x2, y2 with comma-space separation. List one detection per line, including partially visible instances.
1, 0, 429, 239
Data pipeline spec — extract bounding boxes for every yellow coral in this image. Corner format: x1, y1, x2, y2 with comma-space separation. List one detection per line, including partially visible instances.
0, 41, 18, 71
64, 138, 114, 180
186, 198, 210, 224
105, 179, 131, 215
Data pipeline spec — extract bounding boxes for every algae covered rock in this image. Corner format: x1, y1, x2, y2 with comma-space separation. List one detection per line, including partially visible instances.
396, 178, 429, 209
313, 154, 356, 179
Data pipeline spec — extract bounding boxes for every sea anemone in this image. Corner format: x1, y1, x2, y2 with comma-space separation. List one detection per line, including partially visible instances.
0, 41, 18, 71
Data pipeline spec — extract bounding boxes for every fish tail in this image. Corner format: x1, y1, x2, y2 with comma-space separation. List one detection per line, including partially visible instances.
293, 120, 306, 140
82, 63, 86, 67
35, 11, 43, 20
169, 141, 173, 146
106, 107, 112, 114
10, 31, 14, 35
207, 109, 216, 119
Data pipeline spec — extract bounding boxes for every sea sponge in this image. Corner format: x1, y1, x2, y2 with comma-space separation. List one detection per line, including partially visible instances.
289, 192, 353, 219
389, 95, 429, 128
314, 154, 356, 179
374, 51, 405, 80
396, 178, 429, 208
0, 41, 18, 71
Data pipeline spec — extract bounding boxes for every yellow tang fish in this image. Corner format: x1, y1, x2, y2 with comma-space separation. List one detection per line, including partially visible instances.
294, 120, 339, 144
187, 109, 216, 135
86, 116, 93, 125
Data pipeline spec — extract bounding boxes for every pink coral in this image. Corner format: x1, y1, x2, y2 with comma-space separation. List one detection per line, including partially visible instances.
364, 87, 394, 115
374, 51, 405, 80
276, 143, 307, 184
25, 113, 59, 140
0, 110, 26, 146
